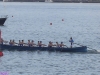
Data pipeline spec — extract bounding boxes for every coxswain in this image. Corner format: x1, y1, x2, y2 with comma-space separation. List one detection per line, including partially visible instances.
69, 37, 74, 47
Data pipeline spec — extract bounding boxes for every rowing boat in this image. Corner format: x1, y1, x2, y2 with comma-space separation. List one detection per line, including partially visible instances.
0, 44, 87, 52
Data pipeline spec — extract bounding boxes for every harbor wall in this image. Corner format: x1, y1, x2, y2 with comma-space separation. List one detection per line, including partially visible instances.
3, 0, 100, 3
53, 0, 100, 3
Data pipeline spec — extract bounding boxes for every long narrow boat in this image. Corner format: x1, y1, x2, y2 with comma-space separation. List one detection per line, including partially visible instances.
0, 44, 87, 52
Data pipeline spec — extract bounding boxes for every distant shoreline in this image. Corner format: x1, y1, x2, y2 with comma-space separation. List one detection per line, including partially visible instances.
0, 1, 100, 3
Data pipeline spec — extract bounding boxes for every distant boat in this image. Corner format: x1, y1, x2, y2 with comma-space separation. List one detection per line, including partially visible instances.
0, 15, 7, 26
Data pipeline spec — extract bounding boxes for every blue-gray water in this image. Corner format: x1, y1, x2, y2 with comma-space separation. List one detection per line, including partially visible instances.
0, 2, 100, 75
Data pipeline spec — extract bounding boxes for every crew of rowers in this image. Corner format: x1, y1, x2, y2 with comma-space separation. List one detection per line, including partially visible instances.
0, 37, 74, 48
8, 40, 67, 48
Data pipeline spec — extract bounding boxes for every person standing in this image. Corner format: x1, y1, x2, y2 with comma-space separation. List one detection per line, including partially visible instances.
69, 37, 74, 47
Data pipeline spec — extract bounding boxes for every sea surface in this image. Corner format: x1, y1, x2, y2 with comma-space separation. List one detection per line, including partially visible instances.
0, 2, 100, 75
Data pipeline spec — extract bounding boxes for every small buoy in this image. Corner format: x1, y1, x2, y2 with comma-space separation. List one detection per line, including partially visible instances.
50, 23, 52, 25
0, 51, 3, 56
62, 19, 64, 21
12, 16, 13, 17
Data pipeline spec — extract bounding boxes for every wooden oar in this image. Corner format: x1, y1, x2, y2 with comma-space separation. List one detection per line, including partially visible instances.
74, 43, 84, 47
74, 43, 97, 51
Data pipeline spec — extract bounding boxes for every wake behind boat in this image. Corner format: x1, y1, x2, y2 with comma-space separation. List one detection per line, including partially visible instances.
0, 15, 7, 26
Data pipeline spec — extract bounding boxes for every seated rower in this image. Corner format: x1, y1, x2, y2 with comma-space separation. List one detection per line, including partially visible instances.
12, 40, 16, 45
21, 40, 25, 46
48, 41, 53, 48
37, 41, 46, 47
40, 41, 47, 47
59, 42, 67, 48
18, 40, 22, 46
28, 40, 31, 47
37, 41, 42, 47
9, 40, 13, 46
30, 40, 36, 47
56, 42, 60, 48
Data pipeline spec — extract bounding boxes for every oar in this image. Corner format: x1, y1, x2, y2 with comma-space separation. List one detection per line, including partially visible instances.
74, 43, 85, 47
74, 43, 97, 51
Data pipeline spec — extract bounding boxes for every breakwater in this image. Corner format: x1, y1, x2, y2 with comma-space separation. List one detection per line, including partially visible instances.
3, 0, 100, 3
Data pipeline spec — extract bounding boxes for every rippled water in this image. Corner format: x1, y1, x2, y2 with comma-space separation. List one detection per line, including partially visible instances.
0, 2, 100, 75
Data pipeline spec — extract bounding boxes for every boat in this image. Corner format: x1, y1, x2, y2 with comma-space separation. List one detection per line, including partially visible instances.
0, 15, 7, 26
0, 44, 87, 52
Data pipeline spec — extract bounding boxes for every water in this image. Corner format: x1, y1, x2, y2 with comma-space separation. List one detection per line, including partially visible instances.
0, 2, 100, 75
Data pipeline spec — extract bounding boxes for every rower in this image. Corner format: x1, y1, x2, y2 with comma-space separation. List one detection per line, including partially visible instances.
40, 41, 47, 47
56, 42, 60, 48
21, 40, 24, 46
37, 41, 42, 47
12, 40, 16, 45
37, 41, 40, 47
18, 40, 22, 46
28, 40, 31, 47
59, 42, 67, 48
48, 41, 53, 48
40, 41, 42, 47
30, 40, 36, 47
38, 41, 46, 47
9, 40, 13, 46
